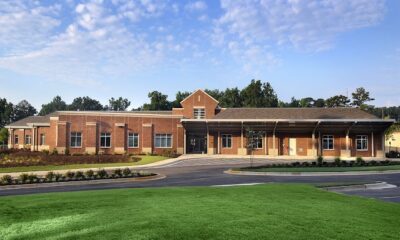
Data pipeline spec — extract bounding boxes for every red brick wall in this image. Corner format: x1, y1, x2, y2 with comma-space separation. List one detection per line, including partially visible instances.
180, 90, 219, 119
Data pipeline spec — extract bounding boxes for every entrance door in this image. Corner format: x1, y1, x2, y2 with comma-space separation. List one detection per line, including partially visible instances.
289, 138, 296, 156
187, 135, 207, 154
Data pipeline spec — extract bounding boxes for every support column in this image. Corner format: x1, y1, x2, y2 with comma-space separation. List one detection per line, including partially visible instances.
318, 131, 321, 156
264, 132, 267, 155
141, 123, 153, 154
269, 121, 278, 156
238, 122, 246, 155
183, 129, 186, 154
371, 132, 374, 157
217, 131, 220, 154
310, 133, 316, 157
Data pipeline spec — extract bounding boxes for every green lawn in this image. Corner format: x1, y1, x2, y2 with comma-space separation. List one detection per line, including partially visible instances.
1, 184, 399, 240
239, 165, 400, 173
0, 155, 169, 173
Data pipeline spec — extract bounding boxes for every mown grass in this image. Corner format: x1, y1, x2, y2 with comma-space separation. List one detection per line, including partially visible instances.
0, 155, 168, 173
0, 184, 399, 240
239, 165, 400, 172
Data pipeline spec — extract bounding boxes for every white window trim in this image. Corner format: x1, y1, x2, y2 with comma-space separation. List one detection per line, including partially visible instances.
221, 134, 233, 149
100, 133, 112, 148
128, 133, 139, 148
356, 135, 368, 151
70, 132, 82, 148
252, 135, 263, 149
154, 134, 173, 148
25, 135, 32, 145
40, 134, 46, 146
14, 135, 19, 145
322, 135, 334, 150
193, 107, 206, 119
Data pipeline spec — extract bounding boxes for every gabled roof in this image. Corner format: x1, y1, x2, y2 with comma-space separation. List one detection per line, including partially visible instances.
180, 89, 219, 104
5, 112, 59, 128
212, 108, 380, 120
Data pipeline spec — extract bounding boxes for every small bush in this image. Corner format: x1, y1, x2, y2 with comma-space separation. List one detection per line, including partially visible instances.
334, 157, 341, 166
54, 173, 63, 181
356, 157, 364, 166
19, 173, 29, 183
85, 170, 94, 178
51, 148, 58, 155
1, 175, 13, 185
122, 168, 131, 177
113, 169, 123, 177
97, 169, 108, 178
42, 149, 50, 155
75, 171, 84, 180
317, 156, 323, 166
64, 148, 70, 156
46, 171, 55, 181
66, 171, 75, 179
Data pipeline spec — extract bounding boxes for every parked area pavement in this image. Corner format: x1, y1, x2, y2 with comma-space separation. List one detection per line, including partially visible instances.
1, 156, 400, 203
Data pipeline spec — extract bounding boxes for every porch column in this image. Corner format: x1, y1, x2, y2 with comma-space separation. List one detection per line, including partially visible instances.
217, 131, 220, 154
311, 133, 315, 156
264, 132, 267, 155
371, 132, 374, 157
318, 131, 321, 156
8, 129, 13, 149
183, 129, 186, 154
238, 122, 245, 155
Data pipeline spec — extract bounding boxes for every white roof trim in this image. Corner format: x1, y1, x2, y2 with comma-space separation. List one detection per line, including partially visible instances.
181, 119, 395, 123
180, 89, 219, 104
56, 111, 182, 118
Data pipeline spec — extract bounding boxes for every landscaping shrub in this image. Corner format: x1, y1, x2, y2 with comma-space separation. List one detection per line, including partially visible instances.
64, 148, 70, 156
356, 157, 364, 166
123, 168, 131, 177
334, 157, 341, 166
386, 151, 400, 158
27, 174, 38, 183
113, 169, 123, 177
46, 172, 55, 182
85, 170, 94, 179
97, 169, 108, 178
55, 173, 63, 182
19, 173, 29, 184
1, 175, 13, 185
51, 148, 58, 155
65, 171, 75, 179
161, 149, 179, 158
75, 171, 85, 180
317, 156, 323, 166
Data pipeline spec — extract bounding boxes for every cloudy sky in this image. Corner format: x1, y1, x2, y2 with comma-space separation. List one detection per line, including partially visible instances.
0, 0, 399, 109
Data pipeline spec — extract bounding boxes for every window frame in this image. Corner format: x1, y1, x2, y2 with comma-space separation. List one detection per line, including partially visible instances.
356, 135, 368, 151
25, 135, 31, 145
154, 134, 172, 148
100, 132, 111, 148
193, 108, 206, 119
251, 135, 263, 149
70, 132, 82, 148
14, 135, 19, 145
221, 134, 232, 148
322, 135, 334, 150
40, 134, 46, 145
128, 133, 139, 148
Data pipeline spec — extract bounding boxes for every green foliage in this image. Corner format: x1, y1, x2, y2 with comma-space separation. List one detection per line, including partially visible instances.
12, 100, 37, 122
97, 169, 108, 178
65, 171, 75, 179
0, 128, 9, 145
356, 157, 364, 166
0, 98, 13, 128
141, 91, 171, 110
325, 95, 350, 107
352, 87, 374, 108
172, 91, 191, 108
334, 157, 341, 166
113, 168, 123, 177
75, 171, 85, 179
85, 170, 94, 178
122, 168, 132, 176
317, 156, 324, 166
39, 96, 67, 116
107, 97, 131, 111
19, 173, 29, 183
68, 96, 103, 111
51, 148, 58, 155
1, 175, 12, 184
240, 80, 278, 107
45, 171, 55, 181
219, 87, 242, 107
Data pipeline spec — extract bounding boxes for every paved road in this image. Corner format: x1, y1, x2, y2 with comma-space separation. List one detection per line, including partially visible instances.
1, 158, 400, 203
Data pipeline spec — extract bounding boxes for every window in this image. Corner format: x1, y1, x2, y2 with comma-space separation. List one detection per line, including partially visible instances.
25, 135, 31, 145
40, 134, 46, 145
222, 134, 232, 148
128, 133, 139, 148
251, 135, 263, 149
193, 108, 205, 119
100, 133, 111, 148
70, 132, 82, 148
14, 135, 19, 144
154, 134, 172, 148
356, 135, 368, 151
322, 135, 334, 150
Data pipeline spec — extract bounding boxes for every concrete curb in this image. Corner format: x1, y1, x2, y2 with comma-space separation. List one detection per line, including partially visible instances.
0, 174, 166, 190
224, 169, 400, 177
325, 182, 397, 191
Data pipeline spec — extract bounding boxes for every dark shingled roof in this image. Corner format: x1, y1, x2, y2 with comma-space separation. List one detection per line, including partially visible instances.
213, 108, 379, 120
6, 112, 59, 127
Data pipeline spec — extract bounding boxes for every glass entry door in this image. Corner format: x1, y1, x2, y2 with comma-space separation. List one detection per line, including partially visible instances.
187, 135, 207, 154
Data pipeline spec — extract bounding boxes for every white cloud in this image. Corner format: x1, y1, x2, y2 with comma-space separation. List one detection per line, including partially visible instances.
216, 0, 385, 51
185, 1, 207, 12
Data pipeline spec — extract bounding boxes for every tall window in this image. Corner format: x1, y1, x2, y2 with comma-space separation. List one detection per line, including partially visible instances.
251, 135, 263, 149
100, 133, 111, 148
40, 134, 46, 145
193, 108, 205, 119
128, 133, 139, 148
25, 135, 31, 145
356, 135, 368, 150
322, 135, 334, 150
70, 132, 82, 147
222, 134, 232, 148
155, 134, 172, 148
14, 135, 19, 144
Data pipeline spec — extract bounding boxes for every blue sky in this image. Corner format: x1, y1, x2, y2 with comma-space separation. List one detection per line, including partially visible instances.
0, 0, 399, 109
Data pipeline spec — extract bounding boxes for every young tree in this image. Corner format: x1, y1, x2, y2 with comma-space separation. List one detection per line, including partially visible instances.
39, 96, 67, 115
262, 82, 278, 107
142, 91, 171, 110
68, 97, 103, 111
351, 87, 374, 109
0, 128, 9, 146
325, 95, 350, 107
107, 97, 131, 111
219, 87, 242, 108
0, 98, 13, 128
12, 100, 37, 121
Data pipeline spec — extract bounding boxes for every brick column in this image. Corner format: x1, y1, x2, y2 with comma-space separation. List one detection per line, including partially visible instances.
142, 123, 153, 154
114, 123, 126, 154
56, 121, 68, 153
177, 124, 184, 154
85, 122, 98, 154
